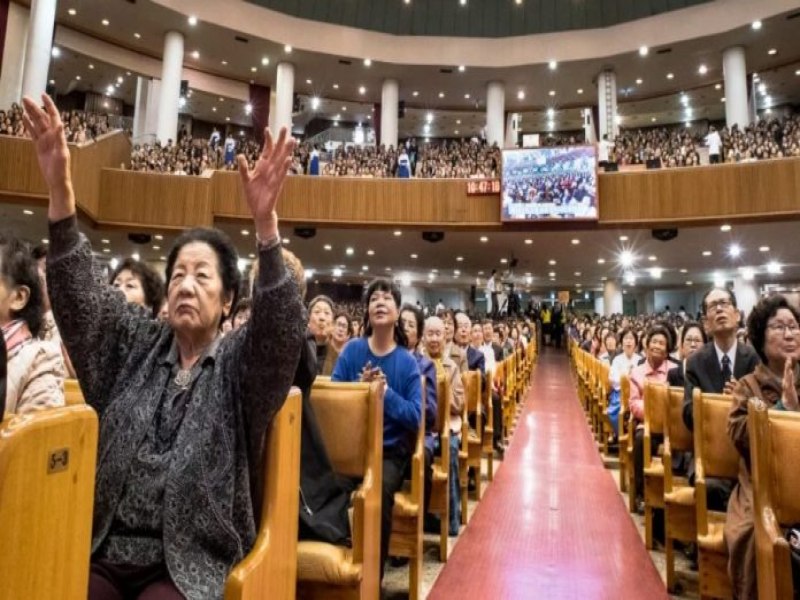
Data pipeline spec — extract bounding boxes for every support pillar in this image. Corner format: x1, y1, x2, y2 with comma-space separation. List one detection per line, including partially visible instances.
274, 61, 295, 134
21, 0, 55, 100
597, 69, 618, 140
723, 46, 749, 129
156, 30, 183, 144
603, 280, 623, 316
0, 1, 28, 107
486, 81, 505, 147
505, 112, 520, 147
132, 76, 161, 142
380, 78, 398, 149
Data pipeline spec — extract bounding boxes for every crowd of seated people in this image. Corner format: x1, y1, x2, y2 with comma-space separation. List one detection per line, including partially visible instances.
612, 112, 800, 168
1, 103, 111, 142
568, 288, 800, 598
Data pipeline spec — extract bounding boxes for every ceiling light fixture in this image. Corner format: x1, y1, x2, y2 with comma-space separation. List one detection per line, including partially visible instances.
698, 64, 708, 75
188, 15, 198, 26
548, 60, 557, 70
752, 20, 762, 30
67, 8, 76, 15
101, 18, 109, 26
284, 45, 292, 53
346, 247, 354, 256
729, 244, 742, 258
363, 58, 372, 67
639, 45, 649, 56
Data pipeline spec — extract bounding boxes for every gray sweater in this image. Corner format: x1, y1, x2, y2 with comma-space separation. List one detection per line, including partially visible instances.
47, 216, 306, 599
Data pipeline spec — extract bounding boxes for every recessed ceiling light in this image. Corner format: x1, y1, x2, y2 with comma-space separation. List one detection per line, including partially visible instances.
752, 20, 762, 30
438, 92, 445, 98
152, 245, 160, 251
548, 60, 557, 70
412, 91, 419, 97
282, 238, 290, 245
548, 90, 556, 96
686, 281, 693, 286
49, 79, 55, 85
702, 250, 712, 256
191, 50, 199, 59
524, 239, 532, 245
358, 86, 366, 95
636, 78, 643, 85
651, 117, 656, 122
101, 18, 109, 26
548, 272, 556, 277
571, 239, 580, 245
221, 60, 228, 66
410, 253, 418, 259
51, 47, 61, 58
729, 244, 742, 258
548, 259, 556, 265
464, 93, 470, 99
67, 8, 76, 15
574, 271, 582, 276
75, 75, 81, 81
639, 45, 649, 56
323, 244, 332, 251
458, 65, 465, 72
597, 258, 605, 264
680, 268, 688, 273
394, 230, 402, 236
698, 64, 708, 75
367, 249, 375, 256
767, 261, 782, 274
648, 255, 657, 261
500, 258, 508, 264
768, 48, 777, 55
720, 224, 731, 231
103, 248, 110, 253
362, 265, 369, 271
480, 236, 488, 243
241, 229, 250, 236
577, 88, 583, 94
456, 119, 461, 125
284, 45, 292, 53
22, 209, 33, 215
212, 107, 217, 112
620, 250, 634, 267
260, 57, 270, 66
225, 117, 230, 121
363, 58, 372, 67
456, 256, 464, 261
346, 247, 354, 256
759, 245, 770, 252
134, 32, 141, 39
188, 15, 198, 26
88, 64, 94, 69
517, 90, 525, 100
250, 67, 257, 73
666, 73, 674, 80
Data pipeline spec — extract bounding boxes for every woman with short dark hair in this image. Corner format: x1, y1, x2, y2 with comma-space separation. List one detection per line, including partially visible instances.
23, 94, 305, 599
1, 233, 65, 414
332, 278, 421, 582
110, 257, 165, 318
726, 295, 800, 598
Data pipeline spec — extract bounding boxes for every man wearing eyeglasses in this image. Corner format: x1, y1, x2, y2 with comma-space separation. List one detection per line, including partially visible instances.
682, 287, 760, 510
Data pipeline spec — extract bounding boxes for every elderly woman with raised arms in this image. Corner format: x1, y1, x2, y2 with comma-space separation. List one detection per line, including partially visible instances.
22, 94, 306, 600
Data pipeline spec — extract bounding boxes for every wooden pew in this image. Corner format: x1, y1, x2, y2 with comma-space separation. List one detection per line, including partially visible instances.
693, 389, 737, 599
428, 375, 452, 562
388, 377, 425, 600
643, 381, 669, 550
663, 386, 696, 593
459, 370, 483, 524
0, 405, 98, 599
619, 374, 634, 508
748, 399, 800, 600
64, 379, 85, 406
481, 368, 495, 482
296, 381, 384, 600
225, 389, 303, 600
595, 360, 612, 455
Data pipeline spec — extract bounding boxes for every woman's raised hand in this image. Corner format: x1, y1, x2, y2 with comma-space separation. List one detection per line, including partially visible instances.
22, 95, 75, 221
237, 127, 296, 242
782, 357, 799, 411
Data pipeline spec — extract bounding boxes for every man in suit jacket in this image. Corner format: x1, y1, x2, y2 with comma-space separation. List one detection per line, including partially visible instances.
682, 288, 759, 512
682, 288, 760, 431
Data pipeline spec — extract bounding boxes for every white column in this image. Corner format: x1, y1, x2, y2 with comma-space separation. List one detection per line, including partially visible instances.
505, 112, 520, 147
132, 77, 150, 140
380, 78, 399, 149
723, 46, 749, 129
597, 70, 618, 140
274, 62, 295, 134
486, 81, 505, 147
20, 0, 56, 100
603, 280, 623, 316
733, 276, 758, 321
156, 31, 183, 144
582, 108, 597, 144
0, 2, 30, 107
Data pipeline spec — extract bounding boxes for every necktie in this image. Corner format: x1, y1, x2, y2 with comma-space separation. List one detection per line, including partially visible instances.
721, 354, 732, 385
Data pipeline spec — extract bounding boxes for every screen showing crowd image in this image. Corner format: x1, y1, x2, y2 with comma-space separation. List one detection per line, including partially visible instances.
501, 146, 598, 221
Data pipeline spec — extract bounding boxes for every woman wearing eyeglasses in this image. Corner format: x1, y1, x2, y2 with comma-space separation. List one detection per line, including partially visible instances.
667, 321, 707, 387
726, 295, 800, 599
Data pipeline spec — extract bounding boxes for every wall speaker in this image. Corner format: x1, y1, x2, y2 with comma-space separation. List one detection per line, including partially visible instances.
294, 227, 316, 239
422, 231, 445, 243
652, 228, 678, 242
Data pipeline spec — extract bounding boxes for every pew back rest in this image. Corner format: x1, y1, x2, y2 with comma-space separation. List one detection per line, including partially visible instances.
756, 407, 800, 525
0, 405, 98, 599
462, 370, 481, 415
309, 381, 379, 478
225, 389, 302, 600
644, 381, 668, 435
694, 391, 739, 480
64, 379, 85, 406
667, 386, 694, 452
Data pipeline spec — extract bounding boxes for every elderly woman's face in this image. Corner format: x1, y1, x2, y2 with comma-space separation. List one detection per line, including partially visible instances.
681, 326, 705, 360
332, 315, 350, 344
646, 333, 668, 365
400, 310, 418, 349
112, 269, 146, 308
167, 242, 232, 338
309, 302, 333, 338
764, 308, 800, 364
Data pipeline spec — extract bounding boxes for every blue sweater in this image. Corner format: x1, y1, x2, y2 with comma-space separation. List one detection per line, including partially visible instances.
412, 351, 438, 452
332, 337, 422, 452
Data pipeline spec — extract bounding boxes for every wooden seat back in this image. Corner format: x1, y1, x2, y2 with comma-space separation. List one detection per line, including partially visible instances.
693, 390, 739, 482
225, 389, 302, 600
748, 400, 800, 600
64, 379, 85, 406
0, 405, 98, 600
462, 370, 481, 416
665, 386, 694, 454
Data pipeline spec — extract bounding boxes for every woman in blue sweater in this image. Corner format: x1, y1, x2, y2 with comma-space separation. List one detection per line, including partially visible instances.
331, 278, 421, 581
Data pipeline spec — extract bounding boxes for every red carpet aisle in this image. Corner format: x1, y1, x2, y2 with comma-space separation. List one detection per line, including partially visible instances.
428, 348, 667, 600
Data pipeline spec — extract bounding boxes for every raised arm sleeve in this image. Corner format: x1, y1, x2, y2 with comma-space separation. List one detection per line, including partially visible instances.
384, 364, 422, 434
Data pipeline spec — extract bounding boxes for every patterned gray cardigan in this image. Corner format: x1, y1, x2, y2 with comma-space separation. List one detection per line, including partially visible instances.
46, 216, 306, 599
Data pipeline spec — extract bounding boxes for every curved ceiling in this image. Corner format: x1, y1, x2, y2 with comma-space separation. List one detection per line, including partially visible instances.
245, 0, 713, 38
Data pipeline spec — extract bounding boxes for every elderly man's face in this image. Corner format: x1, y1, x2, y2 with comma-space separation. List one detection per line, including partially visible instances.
423, 320, 445, 358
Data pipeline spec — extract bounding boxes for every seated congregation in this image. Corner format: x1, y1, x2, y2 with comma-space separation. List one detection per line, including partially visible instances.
571, 288, 800, 599
1, 94, 536, 600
